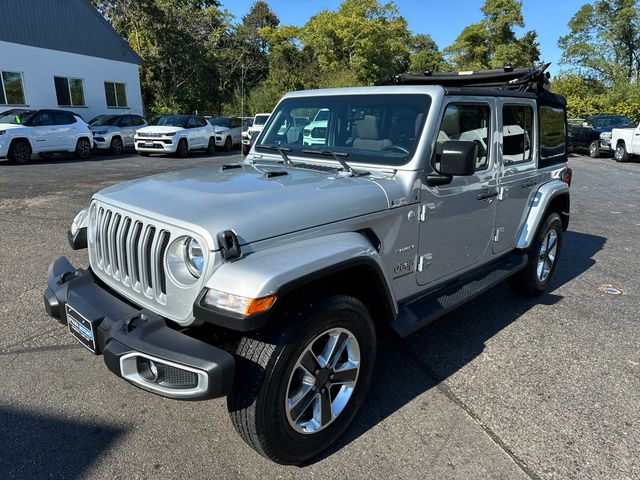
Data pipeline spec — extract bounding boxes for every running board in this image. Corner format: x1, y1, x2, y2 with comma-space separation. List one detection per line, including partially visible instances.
392, 253, 528, 337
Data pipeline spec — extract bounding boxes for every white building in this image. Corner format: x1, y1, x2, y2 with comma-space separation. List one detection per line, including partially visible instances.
0, 0, 144, 122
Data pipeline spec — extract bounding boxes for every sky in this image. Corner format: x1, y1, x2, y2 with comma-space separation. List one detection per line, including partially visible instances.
222, 0, 588, 76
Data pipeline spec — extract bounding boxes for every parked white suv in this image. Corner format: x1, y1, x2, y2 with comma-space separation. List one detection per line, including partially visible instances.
242, 113, 271, 155
0, 108, 93, 164
302, 108, 329, 146
89, 114, 147, 155
208, 116, 242, 152
135, 114, 215, 158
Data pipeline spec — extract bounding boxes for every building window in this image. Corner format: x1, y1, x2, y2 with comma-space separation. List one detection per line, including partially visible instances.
0, 71, 26, 105
54, 76, 85, 107
104, 82, 128, 108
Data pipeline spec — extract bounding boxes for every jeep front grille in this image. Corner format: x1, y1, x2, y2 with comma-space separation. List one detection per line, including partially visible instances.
94, 206, 171, 303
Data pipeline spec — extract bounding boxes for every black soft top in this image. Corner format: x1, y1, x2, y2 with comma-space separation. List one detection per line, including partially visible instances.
383, 64, 566, 107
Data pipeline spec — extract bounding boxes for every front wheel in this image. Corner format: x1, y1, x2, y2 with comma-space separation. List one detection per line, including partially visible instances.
74, 138, 91, 159
206, 137, 216, 154
227, 295, 376, 465
615, 143, 629, 162
589, 141, 600, 158
176, 138, 188, 158
509, 212, 563, 296
224, 136, 233, 152
109, 136, 124, 155
8, 140, 32, 164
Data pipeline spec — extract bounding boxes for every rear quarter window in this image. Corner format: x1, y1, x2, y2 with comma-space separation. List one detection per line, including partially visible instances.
540, 106, 566, 159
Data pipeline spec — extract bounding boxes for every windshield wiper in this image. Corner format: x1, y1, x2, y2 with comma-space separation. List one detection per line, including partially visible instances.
301, 149, 369, 177
258, 144, 295, 166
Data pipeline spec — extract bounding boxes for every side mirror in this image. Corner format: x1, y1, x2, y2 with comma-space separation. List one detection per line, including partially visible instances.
427, 141, 478, 187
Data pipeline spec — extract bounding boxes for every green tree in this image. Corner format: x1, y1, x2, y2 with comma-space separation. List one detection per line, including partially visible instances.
299, 0, 411, 85
91, 0, 229, 115
558, 0, 640, 84
445, 0, 540, 70
408, 34, 446, 73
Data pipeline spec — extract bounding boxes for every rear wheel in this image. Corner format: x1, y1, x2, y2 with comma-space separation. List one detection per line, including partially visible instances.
589, 141, 600, 158
74, 138, 91, 159
176, 139, 188, 158
206, 137, 216, 154
615, 142, 629, 162
227, 295, 376, 465
8, 140, 32, 164
225, 136, 233, 152
109, 136, 124, 155
509, 212, 563, 296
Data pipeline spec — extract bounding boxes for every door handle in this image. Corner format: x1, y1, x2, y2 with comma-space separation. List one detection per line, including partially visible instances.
477, 190, 498, 200
520, 180, 537, 189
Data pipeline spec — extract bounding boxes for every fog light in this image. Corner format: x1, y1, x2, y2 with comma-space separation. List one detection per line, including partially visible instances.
137, 357, 162, 383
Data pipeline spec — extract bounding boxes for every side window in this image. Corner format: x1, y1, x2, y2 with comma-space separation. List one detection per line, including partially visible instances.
540, 106, 566, 159
187, 116, 198, 129
198, 116, 208, 127
230, 117, 241, 128
502, 105, 534, 164
53, 112, 73, 125
132, 116, 145, 126
35, 112, 55, 126
434, 104, 491, 171
119, 116, 132, 127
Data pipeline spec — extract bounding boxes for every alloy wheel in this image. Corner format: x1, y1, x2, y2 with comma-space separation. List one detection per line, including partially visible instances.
13, 142, 31, 164
537, 229, 558, 283
285, 328, 360, 435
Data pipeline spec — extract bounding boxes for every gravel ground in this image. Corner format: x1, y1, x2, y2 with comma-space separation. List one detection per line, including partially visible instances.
0, 151, 638, 480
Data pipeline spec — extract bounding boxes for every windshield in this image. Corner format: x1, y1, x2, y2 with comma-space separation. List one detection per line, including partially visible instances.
254, 115, 269, 126
0, 109, 36, 124
89, 115, 120, 126
151, 115, 188, 127
209, 117, 231, 128
591, 116, 633, 128
256, 94, 431, 166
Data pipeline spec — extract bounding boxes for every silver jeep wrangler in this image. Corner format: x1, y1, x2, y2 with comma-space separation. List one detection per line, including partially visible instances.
44, 66, 572, 465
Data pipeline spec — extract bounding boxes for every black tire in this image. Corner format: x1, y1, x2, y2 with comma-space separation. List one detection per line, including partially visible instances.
7, 140, 32, 164
589, 141, 600, 158
509, 212, 563, 297
225, 136, 233, 152
206, 137, 216, 154
227, 295, 377, 465
614, 142, 629, 162
109, 136, 124, 155
74, 138, 91, 159
176, 138, 188, 158
242, 144, 250, 156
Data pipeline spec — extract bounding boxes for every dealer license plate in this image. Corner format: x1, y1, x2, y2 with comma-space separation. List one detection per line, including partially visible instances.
66, 304, 99, 354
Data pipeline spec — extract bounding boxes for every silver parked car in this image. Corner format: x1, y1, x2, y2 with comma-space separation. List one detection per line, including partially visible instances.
89, 114, 148, 155
45, 65, 571, 465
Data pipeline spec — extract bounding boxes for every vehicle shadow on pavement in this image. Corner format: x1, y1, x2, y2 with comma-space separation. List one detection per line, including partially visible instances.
305, 230, 606, 465
0, 403, 127, 480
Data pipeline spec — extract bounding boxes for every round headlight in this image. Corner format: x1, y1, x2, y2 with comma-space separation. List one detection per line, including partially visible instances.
185, 237, 204, 278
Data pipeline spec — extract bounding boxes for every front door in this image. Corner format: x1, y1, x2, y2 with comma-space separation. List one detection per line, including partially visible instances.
417, 99, 498, 286
493, 99, 539, 254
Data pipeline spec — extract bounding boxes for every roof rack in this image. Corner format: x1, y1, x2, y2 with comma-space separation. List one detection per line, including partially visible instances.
384, 63, 551, 93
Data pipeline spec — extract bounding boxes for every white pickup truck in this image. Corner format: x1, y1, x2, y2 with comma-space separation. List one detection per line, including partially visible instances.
611, 123, 640, 162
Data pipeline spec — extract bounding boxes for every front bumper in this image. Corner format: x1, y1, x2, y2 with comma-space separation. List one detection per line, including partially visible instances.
134, 138, 177, 153
91, 132, 114, 150
43, 256, 235, 400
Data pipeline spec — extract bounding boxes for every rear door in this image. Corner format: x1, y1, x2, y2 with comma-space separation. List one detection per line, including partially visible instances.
118, 115, 134, 146
186, 116, 202, 147
417, 98, 498, 286
492, 99, 539, 254
230, 117, 242, 144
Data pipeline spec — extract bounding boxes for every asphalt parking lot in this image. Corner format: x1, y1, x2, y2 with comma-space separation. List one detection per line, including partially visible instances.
0, 150, 638, 480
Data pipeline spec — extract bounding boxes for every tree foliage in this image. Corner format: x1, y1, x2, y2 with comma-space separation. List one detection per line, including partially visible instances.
559, 0, 640, 84
409, 34, 446, 73
444, 0, 540, 70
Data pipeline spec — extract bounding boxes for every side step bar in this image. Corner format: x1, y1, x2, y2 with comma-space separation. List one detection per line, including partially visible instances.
392, 253, 528, 337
